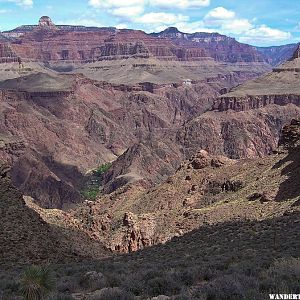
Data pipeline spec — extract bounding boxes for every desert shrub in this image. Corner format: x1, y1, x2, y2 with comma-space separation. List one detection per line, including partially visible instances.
106, 273, 125, 288
79, 271, 107, 292
49, 293, 75, 300
120, 273, 146, 296
142, 269, 163, 281
260, 257, 300, 293
57, 276, 79, 293
172, 269, 196, 286
146, 274, 181, 297
93, 163, 112, 176
81, 186, 99, 201
89, 287, 134, 300
202, 274, 260, 300
20, 265, 55, 300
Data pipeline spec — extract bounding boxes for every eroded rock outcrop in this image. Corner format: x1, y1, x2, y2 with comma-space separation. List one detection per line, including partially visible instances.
214, 94, 300, 112
112, 212, 157, 253
0, 43, 19, 63
280, 119, 300, 148
214, 45, 300, 112
38, 16, 57, 29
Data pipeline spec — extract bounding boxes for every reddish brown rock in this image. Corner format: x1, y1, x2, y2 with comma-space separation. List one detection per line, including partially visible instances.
2, 18, 268, 64
112, 212, 157, 253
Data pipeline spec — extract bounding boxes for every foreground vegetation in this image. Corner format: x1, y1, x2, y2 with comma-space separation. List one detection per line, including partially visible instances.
1, 212, 299, 299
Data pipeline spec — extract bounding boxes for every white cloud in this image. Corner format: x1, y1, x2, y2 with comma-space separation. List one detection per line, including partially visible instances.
116, 23, 128, 29
202, 7, 253, 35
6, 0, 33, 7
136, 12, 189, 25
0, 9, 9, 13
239, 25, 291, 44
88, 0, 144, 20
111, 6, 144, 18
201, 6, 291, 43
88, 0, 210, 19
58, 18, 104, 27
150, 0, 210, 9
219, 19, 253, 34
205, 7, 235, 20
88, 0, 144, 8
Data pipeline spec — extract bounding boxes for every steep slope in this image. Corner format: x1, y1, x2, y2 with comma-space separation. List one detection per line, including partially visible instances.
0, 70, 233, 208
152, 27, 264, 63
1, 122, 299, 299
101, 47, 300, 190
256, 43, 298, 66
35, 119, 300, 254
0, 163, 109, 264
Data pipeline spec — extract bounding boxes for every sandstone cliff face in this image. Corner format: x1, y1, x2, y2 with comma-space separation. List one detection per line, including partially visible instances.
214, 94, 300, 112
0, 43, 18, 63
91, 41, 150, 60
256, 43, 298, 66
152, 28, 264, 63
2, 17, 268, 64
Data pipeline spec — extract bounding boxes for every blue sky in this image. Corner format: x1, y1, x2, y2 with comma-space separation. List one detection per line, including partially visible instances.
0, 0, 299, 46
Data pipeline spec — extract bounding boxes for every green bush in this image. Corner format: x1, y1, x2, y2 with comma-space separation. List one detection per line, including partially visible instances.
20, 265, 55, 300
93, 163, 112, 177
81, 186, 100, 201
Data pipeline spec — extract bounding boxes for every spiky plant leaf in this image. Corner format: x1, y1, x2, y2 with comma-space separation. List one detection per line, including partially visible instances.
20, 265, 55, 300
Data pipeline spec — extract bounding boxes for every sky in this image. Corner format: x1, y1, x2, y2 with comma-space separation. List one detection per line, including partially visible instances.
0, 0, 299, 46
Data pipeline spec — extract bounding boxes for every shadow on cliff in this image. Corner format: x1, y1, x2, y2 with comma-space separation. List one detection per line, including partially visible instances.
272, 146, 300, 202
11, 151, 87, 209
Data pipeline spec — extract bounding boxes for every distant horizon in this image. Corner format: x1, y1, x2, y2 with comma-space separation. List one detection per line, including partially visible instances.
0, 0, 299, 47
2, 16, 299, 48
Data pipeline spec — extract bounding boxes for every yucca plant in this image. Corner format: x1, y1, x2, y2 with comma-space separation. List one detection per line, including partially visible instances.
20, 265, 55, 300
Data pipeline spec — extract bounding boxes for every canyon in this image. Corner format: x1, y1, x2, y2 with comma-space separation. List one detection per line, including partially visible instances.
0, 16, 299, 248
0, 16, 277, 208
0, 15, 300, 300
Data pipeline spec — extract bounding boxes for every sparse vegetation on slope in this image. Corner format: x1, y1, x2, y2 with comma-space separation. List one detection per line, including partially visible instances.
20, 266, 54, 300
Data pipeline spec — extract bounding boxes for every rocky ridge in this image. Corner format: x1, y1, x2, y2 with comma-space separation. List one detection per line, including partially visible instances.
256, 43, 299, 66
2, 17, 269, 65
93, 46, 300, 193
152, 27, 263, 63
32, 119, 300, 253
